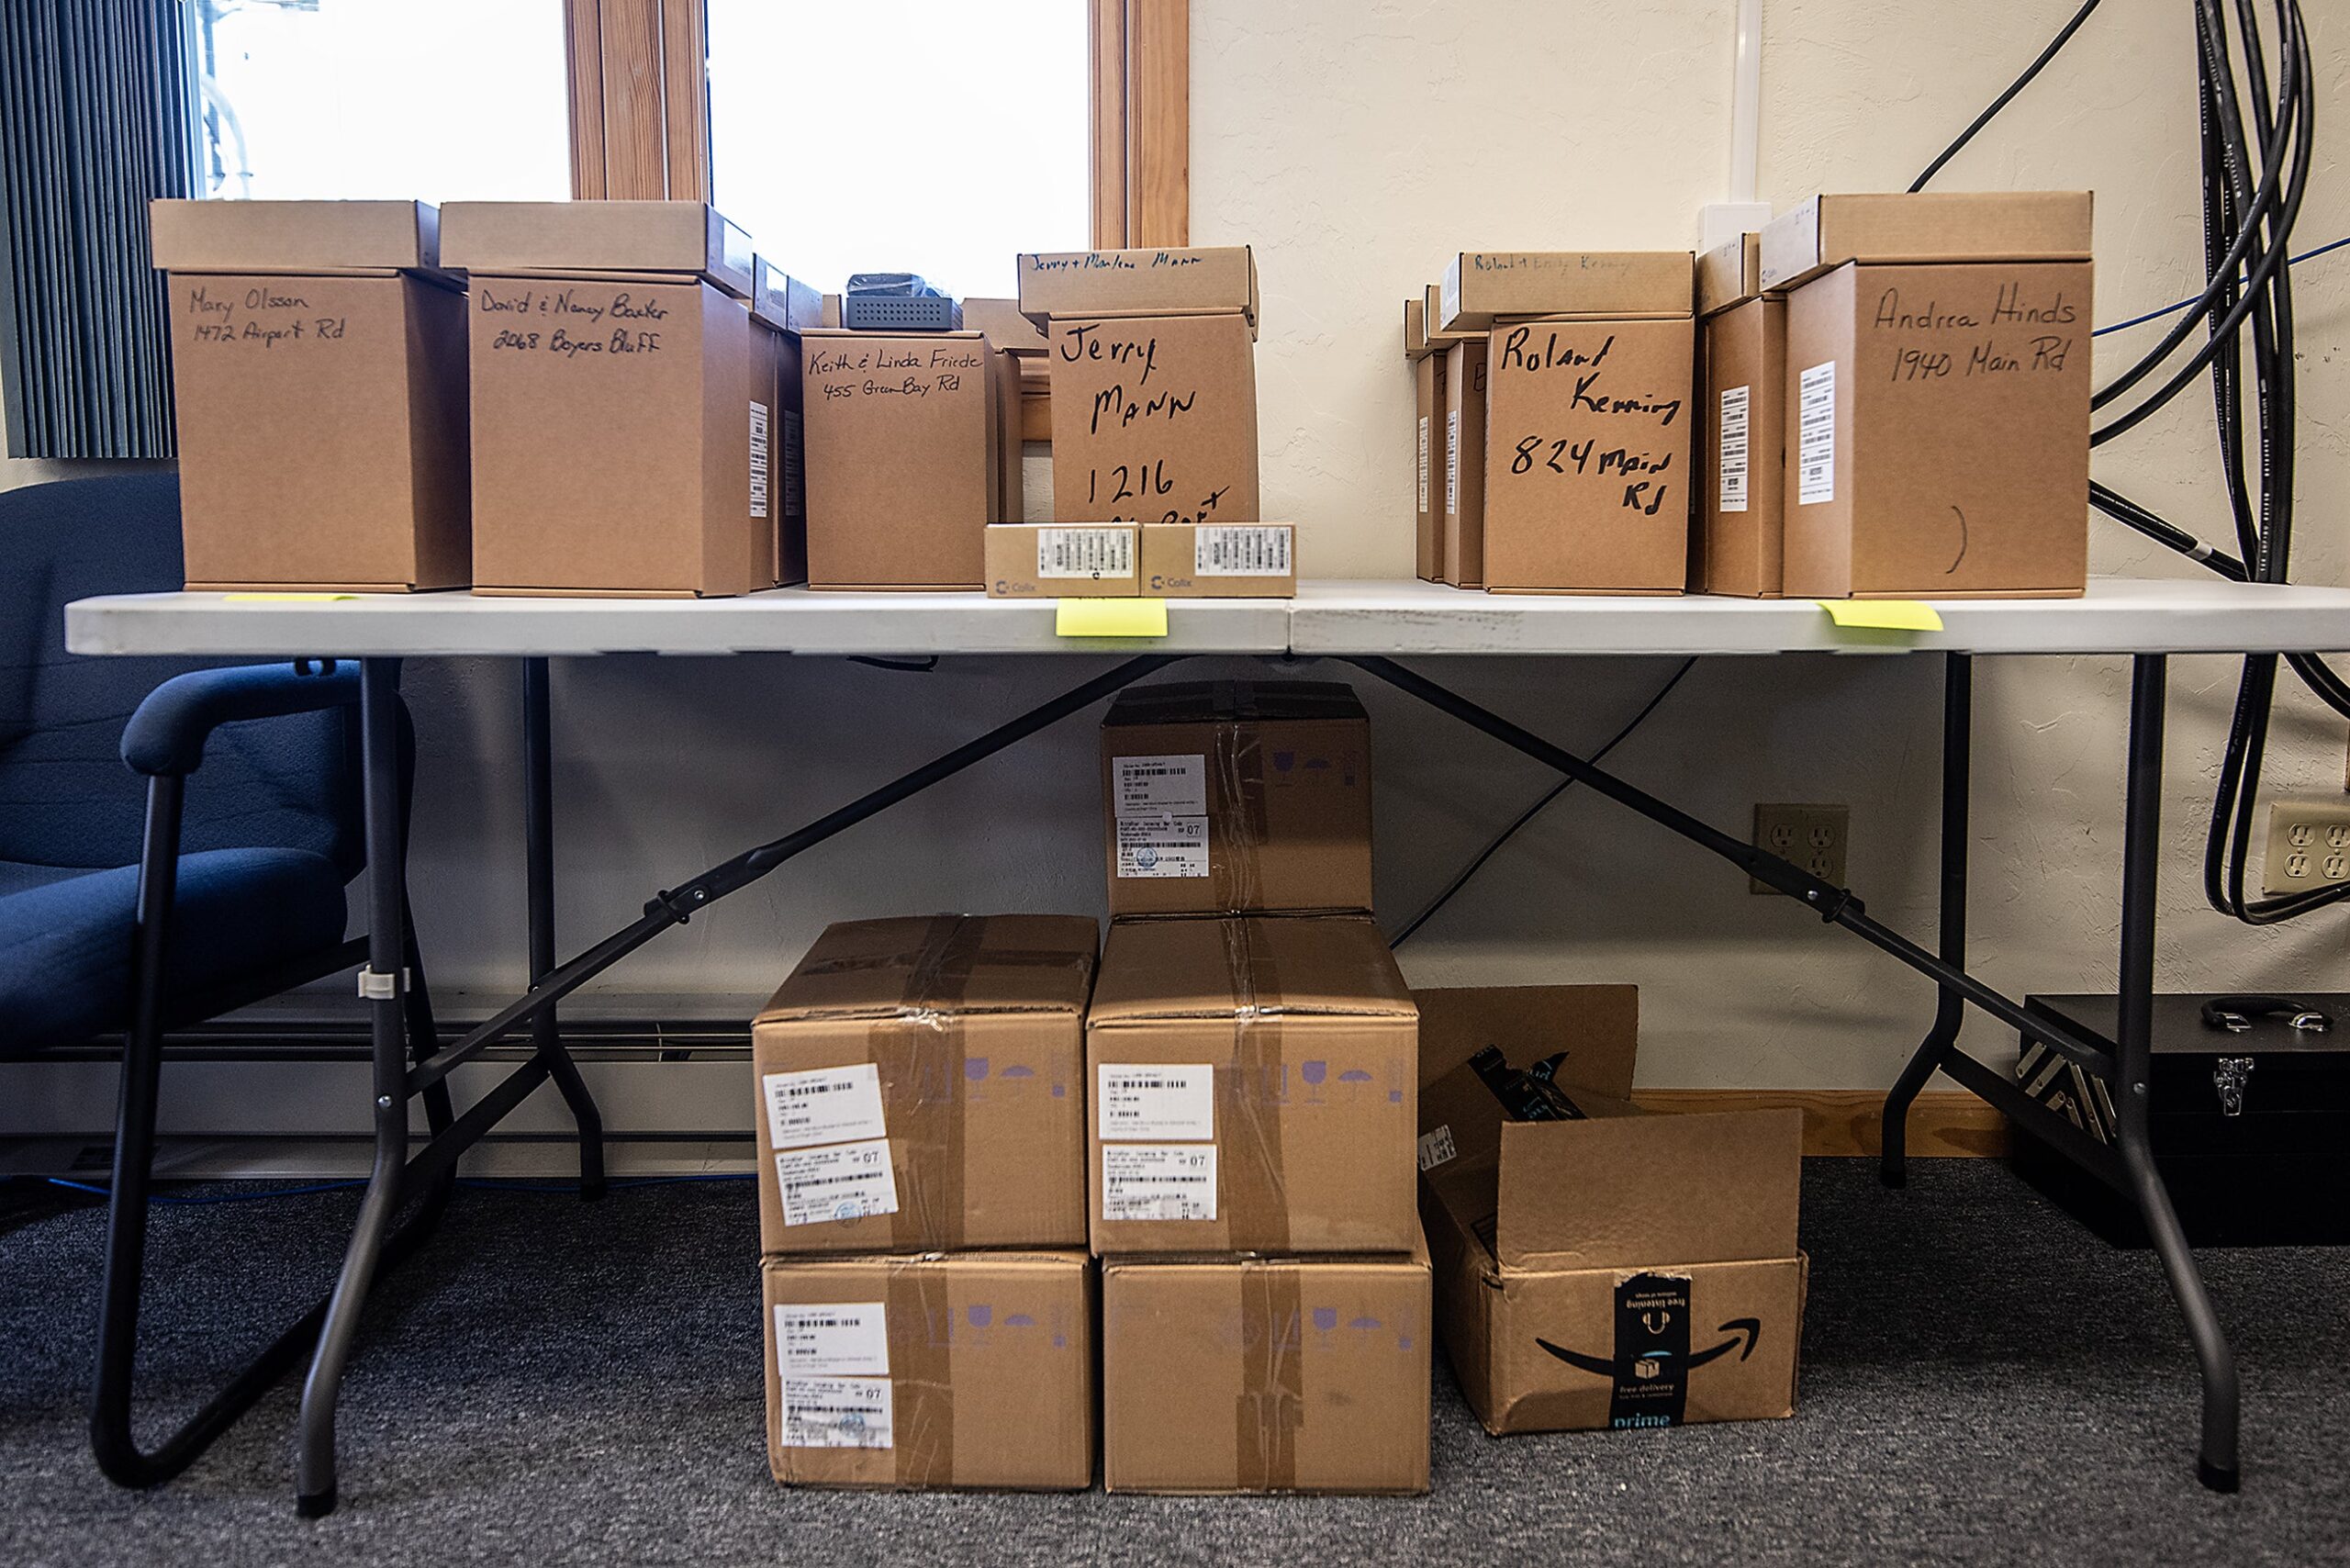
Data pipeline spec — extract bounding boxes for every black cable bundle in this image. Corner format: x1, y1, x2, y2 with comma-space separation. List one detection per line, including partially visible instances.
1920, 0, 2338, 924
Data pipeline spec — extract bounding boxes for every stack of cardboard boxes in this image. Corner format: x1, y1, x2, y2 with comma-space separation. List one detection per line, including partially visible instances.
1092, 680, 1428, 1494
751, 913, 1102, 1489
1003, 248, 1295, 599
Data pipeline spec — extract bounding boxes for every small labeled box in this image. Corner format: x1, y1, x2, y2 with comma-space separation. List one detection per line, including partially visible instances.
1100, 1231, 1431, 1494
1404, 296, 1457, 583
1138, 521, 1293, 598
752, 914, 1097, 1256
442, 200, 778, 597
1099, 679, 1369, 918
1087, 913, 1416, 1255
1695, 235, 1788, 598
1047, 312, 1260, 527
151, 199, 469, 592
1441, 338, 1487, 588
1016, 245, 1259, 336
800, 330, 1016, 589
985, 524, 1140, 598
764, 1250, 1094, 1489
1439, 250, 1694, 332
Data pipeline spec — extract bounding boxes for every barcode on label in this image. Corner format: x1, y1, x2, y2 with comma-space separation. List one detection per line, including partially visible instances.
776, 1301, 890, 1377
1102, 1144, 1217, 1221
782, 1375, 893, 1450
781, 409, 805, 519
1796, 362, 1835, 506
1416, 414, 1432, 513
1445, 409, 1461, 514
776, 1138, 899, 1226
1416, 1125, 1458, 1171
749, 401, 771, 520
1718, 385, 1749, 513
1037, 527, 1133, 579
1098, 1062, 1215, 1140
763, 1062, 887, 1150
1194, 525, 1292, 577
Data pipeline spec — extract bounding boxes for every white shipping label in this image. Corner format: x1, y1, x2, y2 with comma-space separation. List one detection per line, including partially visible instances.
1194, 525, 1292, 577
1796, 362, 1836, 506
1113, 754, 1207, 818
782, 1375, 893, 1450
763, 1062, 887, 1151
1445, 409, 1461, 514
781, 409, 805, 519
1113, 815, 1209, 879
775, 1302, 890, 1377
1717, 385, 1750, 513
1416, 1125, 1458, 1171
776, 1139, 899, 1226
1416, 415, 1432, 514
1098, 1062, 1215, 1141
748, 400, 771, 520
1102, 1144, 1218, 1222
1036, 526, 1134, 579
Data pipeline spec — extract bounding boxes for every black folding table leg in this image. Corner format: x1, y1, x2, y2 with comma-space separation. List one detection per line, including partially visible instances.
1882, 652, 1973, 1184
2109, 654, 2241, 1491
294, 658, 414, 1518
522, 657, 605, 1200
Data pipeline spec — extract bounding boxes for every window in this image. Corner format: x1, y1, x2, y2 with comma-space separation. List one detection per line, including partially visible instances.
703, 0, 1091, 298
195, 0, 570, 203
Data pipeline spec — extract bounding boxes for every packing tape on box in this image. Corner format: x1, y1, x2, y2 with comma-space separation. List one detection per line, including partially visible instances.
1057, 598, 1168, 637
1817, 599, 1942, 633
1219, 917, 1291, 1252
886, 1261, 956, 1484
879, 915, 985, 1249
1218, 697, 1272, 916
1236, 1261, 1304, 1492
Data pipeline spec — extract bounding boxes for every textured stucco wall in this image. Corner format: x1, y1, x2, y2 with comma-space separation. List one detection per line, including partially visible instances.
10, 1, 2346, 1091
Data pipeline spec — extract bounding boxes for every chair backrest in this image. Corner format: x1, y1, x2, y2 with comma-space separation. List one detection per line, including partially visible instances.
0, 474, 361, 877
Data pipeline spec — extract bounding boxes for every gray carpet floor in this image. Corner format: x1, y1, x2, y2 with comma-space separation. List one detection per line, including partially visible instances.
2, 1159, 2344, 1567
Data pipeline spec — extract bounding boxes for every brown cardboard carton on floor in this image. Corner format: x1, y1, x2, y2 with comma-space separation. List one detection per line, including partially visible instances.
1016, 246, 1259, 336
1760, 190, 2094, 293
1442, 338, 1488, 588
1440, 250, 1695, 332
752, 914, 1097, 1256
1696, 236, 1786, 598
1048, 312, 1259, 527
801, 330, 1009, 589
1482, 317, 1695, 594
984, 523, 1140, 598
1099, 679, 1369, 918
1415, 985, 1807, 1435
1099, 1228, 1431, 1494
1137, 521, 1294, 598
762, 1249, 1094, 1489
1087, 913, 1416, 1255
151, 199, 468, 592
1781, 260, 2091, 599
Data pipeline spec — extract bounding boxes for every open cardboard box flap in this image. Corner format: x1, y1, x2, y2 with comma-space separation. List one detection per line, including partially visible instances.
1413, 983, 1638, 1094
1494, 1107, 1802, 1271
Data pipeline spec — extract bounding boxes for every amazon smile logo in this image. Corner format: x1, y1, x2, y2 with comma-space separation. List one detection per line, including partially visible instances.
1534, 1317, 1762, 1379
1532, 1273, 1762, 1430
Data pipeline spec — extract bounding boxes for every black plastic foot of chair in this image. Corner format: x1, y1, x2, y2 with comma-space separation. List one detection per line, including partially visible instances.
2199, 1458, 2241, 1494
297, 1484, 337, 1518
1878, 1163, 1908, 1190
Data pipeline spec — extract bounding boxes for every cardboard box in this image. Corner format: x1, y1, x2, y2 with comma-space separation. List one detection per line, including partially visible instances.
752, 913, 1097, 1255
1759, 190, 2095, 292
1697, 233, 1764, 319
1087, 913, 1416, 1254
1016, 246, 1259, 336
1415, 984, 1807, 1436
1100, 1231, 1431, 1494
440, 199, 755, 297
1699, 286, 1787, 598
984, 523, 1139, 598
753, 261, 818, 587
1441, 338, 1487, 588
1482, 317, 1695, 594
1047, 312, 1259, 527
1782, 260, 2091, 599
762, 1249, 1094, 1489
1100, 679, 1369, 918
801, 330, 1011, 589
151, 199, 469, 592
1440, 251, 1694, 332
464, 272, 774, 597
1406, 297, 1449, 582
1138, 521, 1294, 598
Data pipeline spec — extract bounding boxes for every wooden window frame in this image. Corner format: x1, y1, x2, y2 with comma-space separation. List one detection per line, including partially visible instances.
565, 0, 1187, 439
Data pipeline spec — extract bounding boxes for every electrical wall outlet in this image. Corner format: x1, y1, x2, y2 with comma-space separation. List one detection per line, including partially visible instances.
2264, 800, 2350, 895
1751, 803, 1849, 894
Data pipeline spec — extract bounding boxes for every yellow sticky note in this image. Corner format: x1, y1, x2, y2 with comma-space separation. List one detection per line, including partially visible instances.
1818, 599, 1943, 633
1056, 598, 1169, 638
223, 592, 358, 602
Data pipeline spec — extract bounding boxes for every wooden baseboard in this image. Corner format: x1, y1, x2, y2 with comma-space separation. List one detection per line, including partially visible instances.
1628, 1089, 2009, 1159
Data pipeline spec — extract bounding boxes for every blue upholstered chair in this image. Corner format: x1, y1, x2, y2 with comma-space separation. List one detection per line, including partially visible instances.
0, 474, 450, 1488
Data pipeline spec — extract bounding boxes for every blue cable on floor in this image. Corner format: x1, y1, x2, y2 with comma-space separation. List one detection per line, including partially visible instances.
42, 1172, 755, 1205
